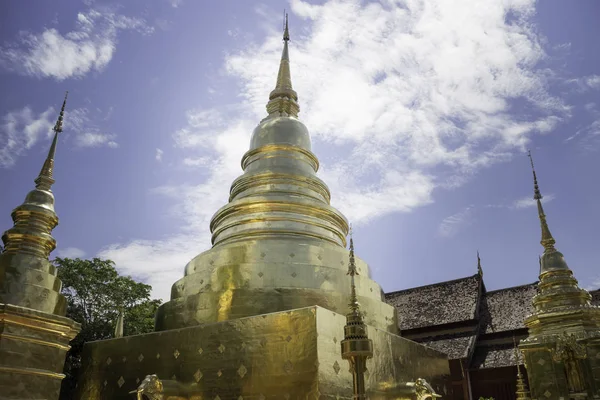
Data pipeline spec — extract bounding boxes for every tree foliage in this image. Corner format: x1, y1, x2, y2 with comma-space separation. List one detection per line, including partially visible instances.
55, 257, 161, 399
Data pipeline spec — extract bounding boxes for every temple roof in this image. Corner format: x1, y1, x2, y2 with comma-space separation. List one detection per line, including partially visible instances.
421, 332, 477, 360
591, 288, 600, 303
385, 275, 481, 330
385, 274, 600, 363
471, 343, 519, 369
479, 283, 538, 334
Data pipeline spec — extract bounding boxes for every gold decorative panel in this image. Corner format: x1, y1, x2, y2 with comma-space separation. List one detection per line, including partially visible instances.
76, 306, 449, 399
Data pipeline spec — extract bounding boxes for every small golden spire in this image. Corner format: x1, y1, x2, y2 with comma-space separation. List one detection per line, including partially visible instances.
35, 91, 68, 192
265, 12, 300, 118
477, 250, 483, 277
513, 336, 532, 400
341, 226, 373, 400
347, 225, 360, 314
527, 150, 556, 252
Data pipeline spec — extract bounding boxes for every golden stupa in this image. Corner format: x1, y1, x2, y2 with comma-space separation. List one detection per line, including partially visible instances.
75, 18, 450, 400
519, 152, 600, 399
0, 93, 81, 399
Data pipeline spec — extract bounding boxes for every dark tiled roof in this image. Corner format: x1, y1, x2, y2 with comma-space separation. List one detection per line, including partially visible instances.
479, 283, 538, 334
471, 343, 522, 369
385, 275, 481, 330
420, 333, 477, 360
590, 289, 600, 304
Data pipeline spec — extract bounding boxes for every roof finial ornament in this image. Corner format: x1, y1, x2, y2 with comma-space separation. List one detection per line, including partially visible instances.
527, 150, 556, 252
35, 91, 68, 192
477, 250, 483, 277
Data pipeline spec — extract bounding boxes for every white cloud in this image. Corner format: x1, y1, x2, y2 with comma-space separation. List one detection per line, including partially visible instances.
512, 193, 555, 209
182, 156, 210, 167
585, 75, 600, 90
566, 120, 600, 151
67, 107, 119, 148
0, 106, 55, 167
0, 8, 153, 80
74, 132, 118, 148
156, 148, 164, 162
0, 102, 118, 167
99, 0, 572, 300
168, 0, 183, 8
566, 75, 600, 93
55, 247, 86, 259
438, 206, 475, 238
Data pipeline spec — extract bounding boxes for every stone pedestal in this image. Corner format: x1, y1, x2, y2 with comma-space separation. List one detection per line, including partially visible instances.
0, 304, 80, 400
76, 306, 450, 399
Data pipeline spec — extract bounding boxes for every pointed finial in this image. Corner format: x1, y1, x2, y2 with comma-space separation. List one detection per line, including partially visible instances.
527, 150, 542, 201
35, 91, 68, 191
477, 250, 483, 276
348, 225, 357, 277
283, 12, 290, 41
347, 225, 360, 314
264, 13, 299, 118
527, 150, 556, 252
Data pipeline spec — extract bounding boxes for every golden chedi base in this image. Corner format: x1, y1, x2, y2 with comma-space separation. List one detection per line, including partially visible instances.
155, 240, 398, 335
0, 303, 80, 400
76, 306, 450, 399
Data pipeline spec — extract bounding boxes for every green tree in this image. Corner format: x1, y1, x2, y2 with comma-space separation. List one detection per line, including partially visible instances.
55, 257, 161, 399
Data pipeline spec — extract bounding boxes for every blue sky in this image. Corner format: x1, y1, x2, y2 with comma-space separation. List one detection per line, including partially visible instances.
1, 0, 599, 301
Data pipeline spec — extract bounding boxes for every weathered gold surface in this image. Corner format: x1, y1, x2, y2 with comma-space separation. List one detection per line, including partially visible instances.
520, 152, 600, 399
0, 303, 79, 399
154, 24, 397, 334
76, 306, 450, 400
0, 92, 81, 400
77, 22, 451, 400
0, 92, 69, 315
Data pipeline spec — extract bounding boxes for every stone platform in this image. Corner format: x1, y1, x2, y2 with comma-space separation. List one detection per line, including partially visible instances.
76, 306, 450, 399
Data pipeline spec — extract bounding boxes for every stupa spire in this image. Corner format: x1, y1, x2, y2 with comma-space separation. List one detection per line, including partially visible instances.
527, 150, 556, 252
35, 91, 67, 191
265, 12, 300, 119
523, 150, 593, 322
1, 93, 68, 258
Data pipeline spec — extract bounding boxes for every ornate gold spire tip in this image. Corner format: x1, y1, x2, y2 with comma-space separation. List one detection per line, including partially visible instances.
283, 11, 289, 41
527, 150, 555, 252
35, 91, 68, 191
527, 150, 542, 201
265, 11, 299, 118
